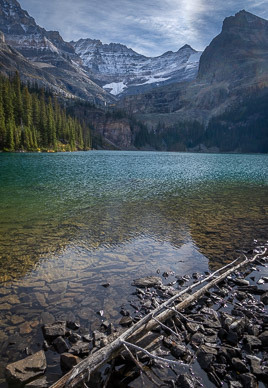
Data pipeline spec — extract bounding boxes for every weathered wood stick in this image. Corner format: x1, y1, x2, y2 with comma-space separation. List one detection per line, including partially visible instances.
50, 248, 266, 388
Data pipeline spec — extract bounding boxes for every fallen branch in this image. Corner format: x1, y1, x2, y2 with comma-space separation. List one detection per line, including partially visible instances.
123, 344, 162, 387
121, 340, 188, 367
50, 248, 266, 388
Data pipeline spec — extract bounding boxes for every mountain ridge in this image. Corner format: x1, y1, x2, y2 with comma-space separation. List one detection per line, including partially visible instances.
70, 38, 201, 96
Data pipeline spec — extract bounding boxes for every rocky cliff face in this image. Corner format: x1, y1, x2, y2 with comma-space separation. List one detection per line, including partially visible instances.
198, 10, 268, 84
71, 39, 202, 96
0, 0, 115, 104
120, 11, 268, 124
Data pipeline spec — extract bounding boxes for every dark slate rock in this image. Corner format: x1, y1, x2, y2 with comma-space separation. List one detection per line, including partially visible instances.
52, 336, 69, 354
190, 332, 205, 348
170, 344, 190, 359
197, 345, 217, 370
260, 292, 268, 305
176, 373, 196, 388
132, 276, 162, 288
239, 373, 258, 388
220, 346, 240, 361
229, 318, 247, 335
218, 328, 227, 341
25, 376, 49, 388
68, 333, 82, 344
119, 316, 133, 327
235, 291, 247, 301
43, 321, 66, 338
5, 350, 46, 385
226, 330, 238, 346
213, 363, 227, 378
237, 286, 265, 295
60, 353, 81, 371
259, 330, 268, 347
67, 321, 80, 330
185, 322, 201, 334
69, 341, 90, 356
232, 358, 248, 373
243, 335, 262, 350
233, 278, 250, 286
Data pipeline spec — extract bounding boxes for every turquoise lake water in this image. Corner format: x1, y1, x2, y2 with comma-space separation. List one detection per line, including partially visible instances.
0, 151, 267, 384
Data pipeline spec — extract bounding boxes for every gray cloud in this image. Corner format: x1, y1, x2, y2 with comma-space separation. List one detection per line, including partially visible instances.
19, 0, 268, 56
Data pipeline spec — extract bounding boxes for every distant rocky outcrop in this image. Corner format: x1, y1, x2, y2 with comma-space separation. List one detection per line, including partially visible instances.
0, 0, 115, 104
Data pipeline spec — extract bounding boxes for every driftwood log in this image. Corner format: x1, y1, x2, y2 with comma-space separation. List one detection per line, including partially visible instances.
50, 247, 267, 388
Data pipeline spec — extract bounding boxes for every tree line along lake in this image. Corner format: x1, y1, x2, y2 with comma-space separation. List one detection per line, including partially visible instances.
0, 150, 267, 385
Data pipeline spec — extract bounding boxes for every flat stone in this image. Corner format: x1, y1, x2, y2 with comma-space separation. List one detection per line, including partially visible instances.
60, 353, 81, 371
9, 315, 25, 325
220, 346, 240, 361
0, 294, 20, 304
40, 312, 55, 325
119, 316, 133, 327
53, 336, 69, 354
43, 321, 66, 338
233, 278, 250, 286
77, 307, 94, 321
185, 322, 200, 334
19, 322, 33, 335
243, 335, 262, 349
5, 350, 46, 385
35, 293, 47, 307
197, 345, 217, 370
132, 276, 162, 288
0, 303, 11, 311
258, 330, 268, 347
25, 376, 49, 388
49, 281, 68, 293
69, 341, 90, 356
232, 358, 248, 373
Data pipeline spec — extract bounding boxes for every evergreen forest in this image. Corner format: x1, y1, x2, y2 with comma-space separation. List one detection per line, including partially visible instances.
0, 73, 91, 152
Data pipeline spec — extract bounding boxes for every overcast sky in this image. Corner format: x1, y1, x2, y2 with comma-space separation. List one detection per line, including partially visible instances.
19, 0, 268, 56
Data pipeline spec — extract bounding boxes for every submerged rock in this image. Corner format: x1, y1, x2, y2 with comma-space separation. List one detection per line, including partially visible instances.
132, 276, 162, 288
43, 321, 66, 338
5, 350, 46, 385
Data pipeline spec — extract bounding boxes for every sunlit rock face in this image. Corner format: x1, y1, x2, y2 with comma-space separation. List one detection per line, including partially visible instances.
71, 39, 202, 96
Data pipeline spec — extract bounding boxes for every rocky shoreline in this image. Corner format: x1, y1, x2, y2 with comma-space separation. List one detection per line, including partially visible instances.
4, 245, 268, 388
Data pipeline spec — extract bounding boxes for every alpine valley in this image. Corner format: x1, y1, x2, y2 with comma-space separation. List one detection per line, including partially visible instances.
0, 0, 268, 152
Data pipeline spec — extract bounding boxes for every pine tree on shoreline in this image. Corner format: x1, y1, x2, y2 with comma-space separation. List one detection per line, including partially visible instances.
0, 72, 92, 152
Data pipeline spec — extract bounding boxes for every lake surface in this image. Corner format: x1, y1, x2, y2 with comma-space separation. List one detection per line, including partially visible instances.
0, 151, 268, 385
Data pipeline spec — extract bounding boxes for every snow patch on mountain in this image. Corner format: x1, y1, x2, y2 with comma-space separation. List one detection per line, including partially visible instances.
103, 81, 127, 95
71, 39, 202, 96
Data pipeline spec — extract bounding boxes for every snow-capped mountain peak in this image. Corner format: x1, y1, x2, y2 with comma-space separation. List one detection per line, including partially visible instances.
70, 39, 202, 96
